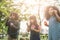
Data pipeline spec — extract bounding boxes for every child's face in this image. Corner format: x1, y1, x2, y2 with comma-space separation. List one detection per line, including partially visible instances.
11, 14, 15, 19
30, 19, 34, 23
48, 7, 54, 16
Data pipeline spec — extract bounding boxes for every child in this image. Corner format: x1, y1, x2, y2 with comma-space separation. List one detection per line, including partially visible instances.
45, 6, 60, 40
27, 15, 41, 40
6, 12, 20, 40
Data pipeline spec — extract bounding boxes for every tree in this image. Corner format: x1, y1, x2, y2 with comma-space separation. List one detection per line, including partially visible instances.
0, 0, 13, 34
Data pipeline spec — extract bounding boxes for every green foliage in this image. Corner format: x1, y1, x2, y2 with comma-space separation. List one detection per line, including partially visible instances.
0, 0, 10, 34
0, 0, 34, 34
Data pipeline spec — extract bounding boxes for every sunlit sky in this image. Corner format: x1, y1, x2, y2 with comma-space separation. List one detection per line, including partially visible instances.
12, 0, 60, 33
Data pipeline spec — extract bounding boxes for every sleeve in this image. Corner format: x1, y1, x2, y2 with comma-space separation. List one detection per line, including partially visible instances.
17, 22, 20, 30
14, 21, 20, 30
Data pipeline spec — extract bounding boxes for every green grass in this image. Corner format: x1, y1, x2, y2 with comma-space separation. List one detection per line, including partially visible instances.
0, 34, 48, 40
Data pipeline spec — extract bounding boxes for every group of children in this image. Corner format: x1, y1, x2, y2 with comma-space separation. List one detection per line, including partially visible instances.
6, 5, 60, 40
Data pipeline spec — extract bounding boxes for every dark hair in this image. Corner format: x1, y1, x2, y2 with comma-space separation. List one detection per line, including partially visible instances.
10, 12, 19, 21
45, 6, 60, 16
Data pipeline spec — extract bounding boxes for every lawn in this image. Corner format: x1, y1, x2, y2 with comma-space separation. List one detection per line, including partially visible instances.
0, 34, 48, 40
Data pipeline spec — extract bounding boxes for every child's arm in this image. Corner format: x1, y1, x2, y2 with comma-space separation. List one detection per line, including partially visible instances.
54, 10, 60, 22
10, 21, 20, 30
32, 26, 41, 32
44, 21, 49, 26
27, 23, 30, 32
27, 26, 30, 32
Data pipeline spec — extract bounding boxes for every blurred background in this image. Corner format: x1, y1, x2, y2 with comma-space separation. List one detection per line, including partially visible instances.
0, 0, 60, 40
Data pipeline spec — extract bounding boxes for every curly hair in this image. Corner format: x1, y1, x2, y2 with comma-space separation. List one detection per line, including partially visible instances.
10, 12, 19, 21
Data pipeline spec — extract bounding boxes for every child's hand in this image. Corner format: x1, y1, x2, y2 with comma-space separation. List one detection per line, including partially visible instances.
54, 10, 57, 15
44, 21, 48, 26
31, 27, 34, 30
10, 23, 14, 26
31, 25, 35, 30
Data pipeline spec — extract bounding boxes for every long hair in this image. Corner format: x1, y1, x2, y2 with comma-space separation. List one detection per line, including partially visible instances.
44, 6, 60, 19
29, 15, 38, 27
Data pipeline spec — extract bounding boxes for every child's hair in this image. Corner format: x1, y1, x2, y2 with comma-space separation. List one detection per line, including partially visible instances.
9, 12, 19, 21
29, 15, 38, 27
44, 6, 60, 19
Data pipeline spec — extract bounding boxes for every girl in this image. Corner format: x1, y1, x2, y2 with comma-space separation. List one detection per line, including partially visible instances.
45, 6, 60, 40
27, 15, 41, 40
6, 12, 20, 40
